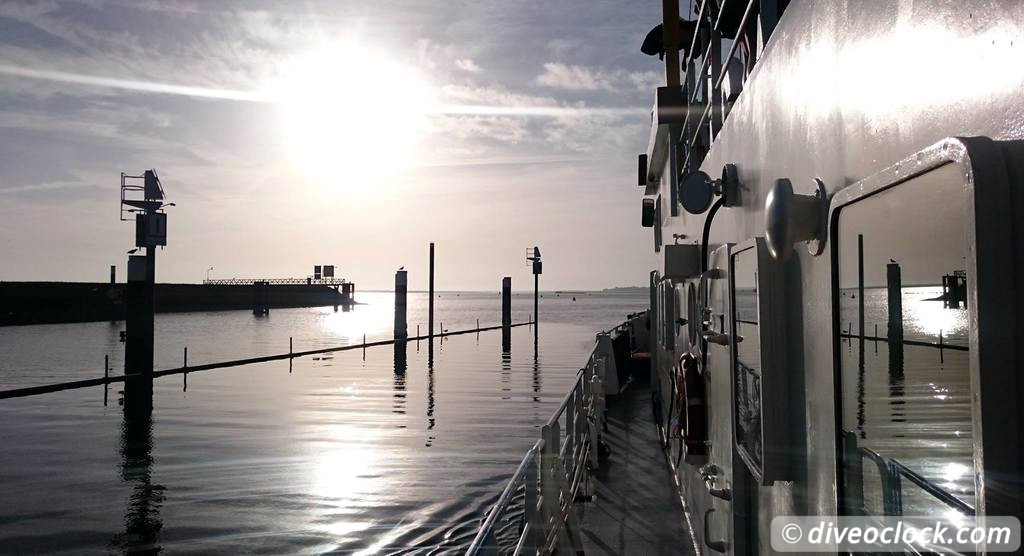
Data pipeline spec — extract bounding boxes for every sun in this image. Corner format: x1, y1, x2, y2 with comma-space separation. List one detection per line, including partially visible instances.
276, 42, 433, 187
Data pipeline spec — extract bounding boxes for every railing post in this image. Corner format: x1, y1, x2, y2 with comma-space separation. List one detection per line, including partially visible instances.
524, 448, 541, 554
540, 425, 556, 550
565, 390, 576, 474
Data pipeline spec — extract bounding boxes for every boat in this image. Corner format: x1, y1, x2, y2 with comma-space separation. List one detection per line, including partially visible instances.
468, 1, 1024, 553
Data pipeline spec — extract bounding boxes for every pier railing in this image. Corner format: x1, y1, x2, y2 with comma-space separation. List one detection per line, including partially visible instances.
466, 342, 611, 555
201, 277, 348, 286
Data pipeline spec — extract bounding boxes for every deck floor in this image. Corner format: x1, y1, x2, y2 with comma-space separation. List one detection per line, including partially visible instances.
579, 378, 696, 555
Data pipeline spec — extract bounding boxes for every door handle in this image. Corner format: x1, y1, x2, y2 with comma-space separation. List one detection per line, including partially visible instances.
703, 508, 729, 553
702, 331, 730, 345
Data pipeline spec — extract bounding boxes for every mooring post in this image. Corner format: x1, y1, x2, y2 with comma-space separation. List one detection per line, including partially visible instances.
428, 242, 435, 339
110, 264, 116, 284
939, 329, 944, 363
289, 336, 293, 357
502, 277, 512, 349
183, 346, 188, 369
124, 253, 154, 415
857, 234, 865, 341
887, 262, 904, 379
394, 269, 408, 340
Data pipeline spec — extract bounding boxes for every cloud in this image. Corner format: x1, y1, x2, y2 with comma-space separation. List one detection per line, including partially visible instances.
454, 58, 481, 73
537, 62, 615, 91
536, 62, 662, 93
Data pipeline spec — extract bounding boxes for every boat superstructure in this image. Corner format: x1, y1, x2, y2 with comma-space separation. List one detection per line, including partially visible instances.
469, 1, 1024, 554
641, 0, 1024, 553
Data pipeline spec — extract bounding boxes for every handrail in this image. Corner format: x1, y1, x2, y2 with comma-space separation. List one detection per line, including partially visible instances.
202, 277, 348, 286
546, 368, 586, 427
845, 431, 976, 518
890, 459, 975, 516
466, 321, 626, 555
674, 0, 778, 172
465, 440, 542, 555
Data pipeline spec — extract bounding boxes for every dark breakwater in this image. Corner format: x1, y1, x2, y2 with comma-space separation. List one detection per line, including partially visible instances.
0, 282, 353, 326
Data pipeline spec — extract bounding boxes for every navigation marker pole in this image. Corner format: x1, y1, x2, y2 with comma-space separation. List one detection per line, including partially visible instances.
120, 170, 171, 417
527, 247, 542, 347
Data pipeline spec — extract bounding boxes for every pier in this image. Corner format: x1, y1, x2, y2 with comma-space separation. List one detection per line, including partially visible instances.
0, 280, 356, 326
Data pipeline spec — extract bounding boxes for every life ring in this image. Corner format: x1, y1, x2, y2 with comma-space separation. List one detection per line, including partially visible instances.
678, 352, 708, 456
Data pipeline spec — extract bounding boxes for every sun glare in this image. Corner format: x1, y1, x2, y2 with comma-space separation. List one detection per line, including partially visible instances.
276, 43, 433, 187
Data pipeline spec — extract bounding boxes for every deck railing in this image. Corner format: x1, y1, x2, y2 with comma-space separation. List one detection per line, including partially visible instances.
843, 431, 976, 518
677, 0, 785, 174
466, 343, 611, 555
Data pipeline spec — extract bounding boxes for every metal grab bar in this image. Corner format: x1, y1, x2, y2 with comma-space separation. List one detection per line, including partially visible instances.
843, 431, 975, 518
467, 337, 612, 555
890, 459, 975, 517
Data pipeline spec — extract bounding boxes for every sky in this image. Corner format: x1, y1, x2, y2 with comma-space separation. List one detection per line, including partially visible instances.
0, 0, 664, 291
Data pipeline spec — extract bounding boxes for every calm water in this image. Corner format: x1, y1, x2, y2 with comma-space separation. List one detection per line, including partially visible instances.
839, 287, 974, 517
0, 292, 646, 554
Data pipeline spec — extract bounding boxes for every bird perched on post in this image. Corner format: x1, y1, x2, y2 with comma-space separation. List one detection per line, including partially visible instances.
640, 18, 699, 60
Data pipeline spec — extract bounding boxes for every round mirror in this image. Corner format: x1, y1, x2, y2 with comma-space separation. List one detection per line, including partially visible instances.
679, 171, 714, 214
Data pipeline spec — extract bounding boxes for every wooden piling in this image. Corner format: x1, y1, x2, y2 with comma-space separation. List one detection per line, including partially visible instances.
502, 277, 512, 348
428, 243, 435, 339
394, 270, 408, 340
857, 234, 865, 352
887, 262, 904, 379
124, 253, 154, 414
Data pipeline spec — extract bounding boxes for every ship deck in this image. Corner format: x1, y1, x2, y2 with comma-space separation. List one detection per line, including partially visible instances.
580, 377, 696, 555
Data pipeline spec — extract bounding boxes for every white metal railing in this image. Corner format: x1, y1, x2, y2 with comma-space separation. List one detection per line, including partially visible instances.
466, 343, 610, 555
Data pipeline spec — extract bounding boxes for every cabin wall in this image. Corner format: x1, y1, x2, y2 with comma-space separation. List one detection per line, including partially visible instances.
649, 0, 1024, 550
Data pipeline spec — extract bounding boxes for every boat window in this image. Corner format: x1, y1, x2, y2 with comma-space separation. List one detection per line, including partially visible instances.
732, 246, 762, 474
836, 162, 976, 521
729, 237, 794, 485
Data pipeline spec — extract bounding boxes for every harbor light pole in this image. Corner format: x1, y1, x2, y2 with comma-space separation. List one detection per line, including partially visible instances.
527, 247, 542, 345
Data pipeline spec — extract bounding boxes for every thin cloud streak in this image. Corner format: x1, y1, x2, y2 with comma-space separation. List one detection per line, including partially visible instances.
432, 104, 642, 117
0, 64, 273, 102
0, 64, 643, 119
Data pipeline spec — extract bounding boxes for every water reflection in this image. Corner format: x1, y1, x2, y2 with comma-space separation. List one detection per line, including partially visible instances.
426, 340, 435, 447
112, 410, 164, 554
532, 346, 541, 403
393, 341, 407, 417
838, 163, 975, 518
501, 340, 511, 401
